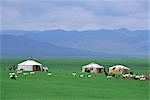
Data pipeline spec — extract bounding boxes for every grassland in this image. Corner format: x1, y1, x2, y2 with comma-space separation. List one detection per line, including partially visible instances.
0, 58, 150, 100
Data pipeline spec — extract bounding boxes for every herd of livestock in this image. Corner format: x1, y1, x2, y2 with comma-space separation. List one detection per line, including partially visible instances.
5, 60, 150, 81
8, 68, 150, 81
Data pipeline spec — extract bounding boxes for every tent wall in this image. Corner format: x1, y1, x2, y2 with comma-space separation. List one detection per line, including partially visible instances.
18, 65, 33, 71
82, 67, 103, 73
18, 65, 43, 71
97, 68, 103, 73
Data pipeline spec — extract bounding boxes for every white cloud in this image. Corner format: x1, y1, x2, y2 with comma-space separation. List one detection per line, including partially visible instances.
1, 0, 149, 30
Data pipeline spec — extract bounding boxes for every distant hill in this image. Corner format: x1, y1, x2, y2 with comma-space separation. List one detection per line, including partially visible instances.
0, 28, 149, 58
0, 35, 107, 57
20, 29, 149, 54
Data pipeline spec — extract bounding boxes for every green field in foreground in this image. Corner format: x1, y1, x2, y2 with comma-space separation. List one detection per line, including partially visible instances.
0, 58, 150, 100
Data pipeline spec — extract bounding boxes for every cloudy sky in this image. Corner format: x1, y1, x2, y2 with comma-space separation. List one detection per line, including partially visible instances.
1, 0, 149, 30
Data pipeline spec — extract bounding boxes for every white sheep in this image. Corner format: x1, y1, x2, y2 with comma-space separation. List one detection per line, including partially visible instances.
72, 72, 77, 77
47, 73, 52, 76
23, 73, 28, 75
17, 70, 23, 74
43, 67, 49, 72
87, 74, 92, 78
135, 75, 141, 79
139, 77, 146, 81
9, 75, 13, 78
79, 74, 84, 78
9, 74, 17, 80
129, 74, 135, 78
107, 76, 112, 79
123, 74, 130, 78
30, 72, 35, 75
9, 73, 15, 76
140, 75, 145, 78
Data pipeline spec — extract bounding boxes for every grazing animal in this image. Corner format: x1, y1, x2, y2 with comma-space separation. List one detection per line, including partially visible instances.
87, 74, 92, 78
135, 76, 141, 78
47, 73, 52, 76
139, 77, 146, 81
9, 74, 17, 80
72, 72, 77, 77
140, 75, 145, 78
133, 75, 142, 80
30, 72, 35, 75
107, 76, 112, 79
123, 74, 130, 78
23, 73, 28, 75
129, 74, 135, 78
17, 70, 23, 74
80, 74, 84, 78
9, 73, 15, 76
43, 67, 49, 72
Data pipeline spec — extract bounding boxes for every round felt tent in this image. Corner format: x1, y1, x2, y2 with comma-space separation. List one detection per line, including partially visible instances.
18, 60, 43, 71
82, 63, 104, 73
108, 65, 130, 74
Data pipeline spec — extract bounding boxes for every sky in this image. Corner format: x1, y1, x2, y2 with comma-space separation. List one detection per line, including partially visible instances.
1, 0, 150, 31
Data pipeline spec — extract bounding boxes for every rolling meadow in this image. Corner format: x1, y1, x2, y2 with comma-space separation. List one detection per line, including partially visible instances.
0, 58, 149, 100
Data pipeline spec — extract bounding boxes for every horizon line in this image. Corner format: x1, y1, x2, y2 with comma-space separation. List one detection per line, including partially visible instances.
0, 28, 150, 32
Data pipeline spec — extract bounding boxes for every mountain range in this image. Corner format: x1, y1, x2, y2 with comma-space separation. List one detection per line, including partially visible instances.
0, 28, 149, 58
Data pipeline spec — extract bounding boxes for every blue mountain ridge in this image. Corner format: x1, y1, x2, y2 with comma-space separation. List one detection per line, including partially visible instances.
0, 29, 149, 58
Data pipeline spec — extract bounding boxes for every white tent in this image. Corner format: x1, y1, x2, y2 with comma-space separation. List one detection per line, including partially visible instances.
18, 60, 43, 71
109, 65, 130, 74
82, 63, 104, 73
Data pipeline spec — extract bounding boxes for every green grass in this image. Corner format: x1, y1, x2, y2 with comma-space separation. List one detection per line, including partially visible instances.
0, 58, 150, 100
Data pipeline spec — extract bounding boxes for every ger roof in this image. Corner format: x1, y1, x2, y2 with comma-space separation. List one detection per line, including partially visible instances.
18, 60, 42, 66
82, 63, 104, 68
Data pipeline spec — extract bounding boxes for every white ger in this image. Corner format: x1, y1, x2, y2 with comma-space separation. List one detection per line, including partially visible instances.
18, 60, 43, 71
82, 63, 104, 73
